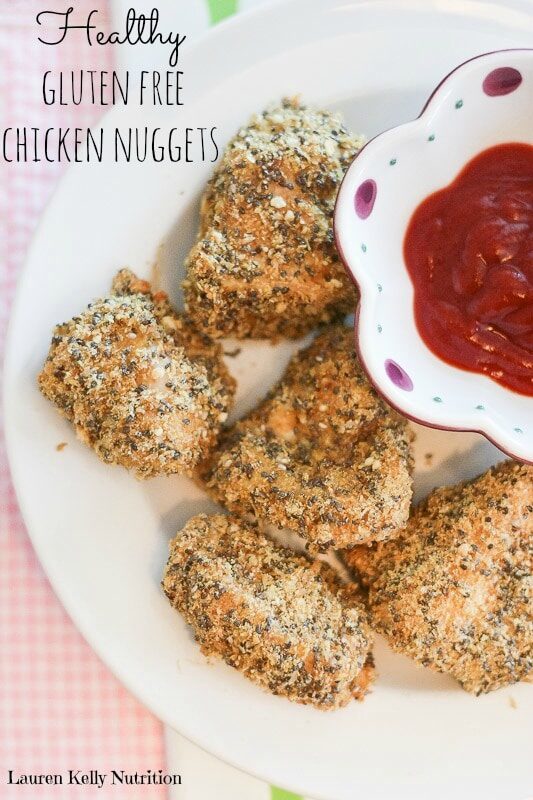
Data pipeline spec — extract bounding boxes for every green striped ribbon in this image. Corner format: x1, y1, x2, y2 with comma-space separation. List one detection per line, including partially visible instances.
204, 3, 305, 799
206, 0, 238, 24
270, 788, 304, 800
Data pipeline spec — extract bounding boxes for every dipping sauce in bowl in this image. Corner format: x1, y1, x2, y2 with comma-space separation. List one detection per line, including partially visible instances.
404, 143, 533, 396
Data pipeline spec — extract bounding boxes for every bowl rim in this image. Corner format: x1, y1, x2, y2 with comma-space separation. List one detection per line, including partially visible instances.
334, 47, 533, 465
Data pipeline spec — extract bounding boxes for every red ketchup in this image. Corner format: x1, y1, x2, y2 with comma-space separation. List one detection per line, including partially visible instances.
404, 143, 533, 396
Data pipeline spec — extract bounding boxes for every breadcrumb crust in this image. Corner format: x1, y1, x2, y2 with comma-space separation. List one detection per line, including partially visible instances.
163, 513, 373, 709
200, 325, 414, 551
38, 270, 235, 478
184, 98, 364, 340
345, 460, 533, 694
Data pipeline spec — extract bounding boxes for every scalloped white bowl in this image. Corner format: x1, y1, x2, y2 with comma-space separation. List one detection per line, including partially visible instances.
335, 49, 533, 463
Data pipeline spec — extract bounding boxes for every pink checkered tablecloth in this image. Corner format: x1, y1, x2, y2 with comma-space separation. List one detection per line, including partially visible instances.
0, 3, 167, 797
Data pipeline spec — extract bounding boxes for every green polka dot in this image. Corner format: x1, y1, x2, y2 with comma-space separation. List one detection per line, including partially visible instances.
433, 396, 443, 403
475, 404, 485, 411
377, 324, 382, 333
361, 243, 367, 253
455, 99, 464, 109
389, 158, 397, 166
428, 133, 435, 142
514, 427, 523, 434
377, 283, 383, 293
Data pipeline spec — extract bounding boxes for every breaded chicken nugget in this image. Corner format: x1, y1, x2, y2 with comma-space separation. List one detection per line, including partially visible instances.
345, 460, 533, 694
200, 326, 413, 551
163, 513, 373, 708
183, 98, 364, 340
39, 270, 235, 478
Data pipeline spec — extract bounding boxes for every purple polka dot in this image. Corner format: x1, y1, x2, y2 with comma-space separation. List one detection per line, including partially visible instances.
354, 179, 377, 219
385, 359, 413, 392
482, 67, 522, 97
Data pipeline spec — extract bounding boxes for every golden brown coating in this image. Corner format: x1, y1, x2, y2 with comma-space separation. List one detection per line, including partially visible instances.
163, 513, 373, 709
200, 326, 413, 551
38, 270, 235, 478
345, 460, 533, 694
183, 98, 364, 340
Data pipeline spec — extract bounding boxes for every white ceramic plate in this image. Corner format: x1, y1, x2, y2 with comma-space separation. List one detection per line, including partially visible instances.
4, 2, 533, 798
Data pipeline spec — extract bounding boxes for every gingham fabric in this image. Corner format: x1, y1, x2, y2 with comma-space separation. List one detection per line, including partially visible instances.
0, 1, 305, 799
0, 2, 166, 798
